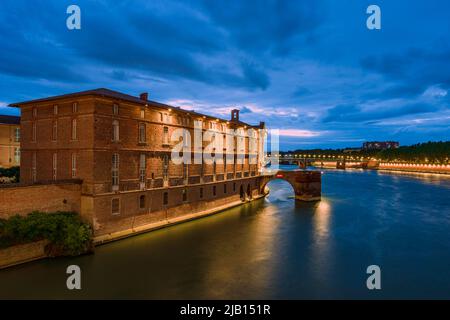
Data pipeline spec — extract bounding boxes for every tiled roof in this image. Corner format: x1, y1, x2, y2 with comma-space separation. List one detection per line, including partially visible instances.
0, 115, 20, 125
9, 88, 257, 127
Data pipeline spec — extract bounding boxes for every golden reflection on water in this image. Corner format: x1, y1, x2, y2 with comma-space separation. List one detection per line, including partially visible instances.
311, 198, 333, 281
200, 200, 281, 298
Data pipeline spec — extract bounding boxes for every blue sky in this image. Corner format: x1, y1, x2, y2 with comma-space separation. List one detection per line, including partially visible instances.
0, 0, 449, 150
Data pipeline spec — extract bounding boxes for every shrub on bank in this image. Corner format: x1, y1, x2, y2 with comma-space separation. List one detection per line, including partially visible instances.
0, 211, 93, 256
0, 166, 20, 183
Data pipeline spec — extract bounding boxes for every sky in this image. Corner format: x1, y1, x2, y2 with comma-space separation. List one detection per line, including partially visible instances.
0, 0, 449, 150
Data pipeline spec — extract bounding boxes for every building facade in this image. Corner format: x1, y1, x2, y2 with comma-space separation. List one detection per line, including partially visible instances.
0, 115, 20, 168
10, 89, 267, 238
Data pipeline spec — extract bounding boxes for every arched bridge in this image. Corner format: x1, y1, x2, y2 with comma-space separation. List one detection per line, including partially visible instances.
260, 170, 321, 201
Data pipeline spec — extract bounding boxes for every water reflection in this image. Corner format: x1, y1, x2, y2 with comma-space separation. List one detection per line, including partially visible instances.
1, 167, 450, 299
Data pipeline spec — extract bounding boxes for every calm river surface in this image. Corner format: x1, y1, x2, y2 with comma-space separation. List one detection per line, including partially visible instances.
1, 166, 450, 299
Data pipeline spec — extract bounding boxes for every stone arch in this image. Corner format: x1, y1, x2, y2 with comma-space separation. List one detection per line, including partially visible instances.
260, 177, 296, 196
260, 170, 321, 202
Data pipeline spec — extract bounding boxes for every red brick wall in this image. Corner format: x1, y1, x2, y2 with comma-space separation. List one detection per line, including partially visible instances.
0, 182, 81, 219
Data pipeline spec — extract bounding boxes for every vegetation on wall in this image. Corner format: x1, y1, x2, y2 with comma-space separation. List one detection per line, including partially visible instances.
0, 166, 20, 183
0, 211, 93, 256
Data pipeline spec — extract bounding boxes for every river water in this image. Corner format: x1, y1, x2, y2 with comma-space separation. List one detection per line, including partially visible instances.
1, 166, 450, 299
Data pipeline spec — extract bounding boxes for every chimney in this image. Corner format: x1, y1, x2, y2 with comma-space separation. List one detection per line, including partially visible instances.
139, 92, 148, 101
231, 109, 239, 121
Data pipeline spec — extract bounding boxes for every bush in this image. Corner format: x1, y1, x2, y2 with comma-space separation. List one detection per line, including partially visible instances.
0, 211, 93, 256
0, 166, 20, 183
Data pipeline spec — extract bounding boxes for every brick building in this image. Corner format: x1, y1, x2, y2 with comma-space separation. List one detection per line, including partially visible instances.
10, 89, 267, 238
0, 115, 20, 168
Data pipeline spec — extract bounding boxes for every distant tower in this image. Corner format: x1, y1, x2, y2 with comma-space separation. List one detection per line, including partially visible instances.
231, 109, 240, 121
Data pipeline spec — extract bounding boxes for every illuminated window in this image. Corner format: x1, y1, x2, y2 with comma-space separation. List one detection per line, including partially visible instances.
71, 153, 77, 178
139, 154, 146, 186
112, 153, 119, 188
14, 128, 20, 142
71, 119, 77, 140
14, 148, 20, 164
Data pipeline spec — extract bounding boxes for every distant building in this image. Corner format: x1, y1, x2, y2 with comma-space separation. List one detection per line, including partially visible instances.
0, 115, 20, 168
362, 141, 399, 150
343, 147, 361, 153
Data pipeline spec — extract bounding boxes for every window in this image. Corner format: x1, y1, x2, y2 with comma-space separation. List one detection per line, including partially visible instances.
163, 154, 169, 181
72, 102, 78, 113
14, 148, 20, 164
213, 161, 216, 175
32, 152, 37, 182
200, 187, 203, 199
32, 107, 37, 118
182, 188, 187, 202
139, 123, 146, 143
163, 192, 168, 205
163, 126, 169, 145
139, 195, 146, 209
159, 112, 163, 122
224, 184, 227, 194
112, 120, 119, 141
183, 163, 188, 180
52, 153, 57, 180
213, 186, 216, 196
113, 103, 119, 115
112, 198, 120, 215
53, 105, 58, 115
52, 120, 57, 141
14, 128, 20, 142
140, 109, 145, 119
71, 153, 77, 178
139, 154, 146, 186
112, 153, 119, 188
32, 122, 36, 142
233, 182, 236, 192
71, 119, 77, 140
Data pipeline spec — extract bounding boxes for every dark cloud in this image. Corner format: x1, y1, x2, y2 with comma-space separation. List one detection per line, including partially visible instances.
323, 103, 442, 123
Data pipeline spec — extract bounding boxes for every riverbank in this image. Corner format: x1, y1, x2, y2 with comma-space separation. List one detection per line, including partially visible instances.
0, 193, 266, 269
